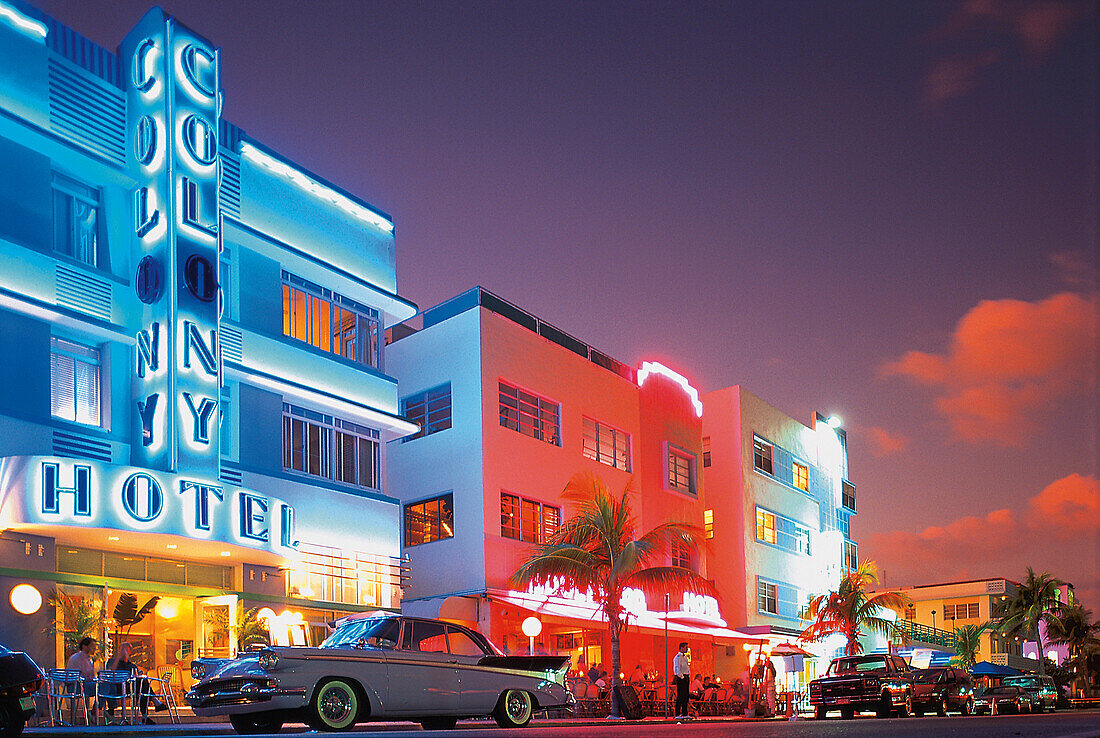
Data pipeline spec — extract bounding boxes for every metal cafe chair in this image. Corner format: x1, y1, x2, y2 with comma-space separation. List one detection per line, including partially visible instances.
44, 669, 89, 726
137, 666, 180, 724
95, 669, 135, 725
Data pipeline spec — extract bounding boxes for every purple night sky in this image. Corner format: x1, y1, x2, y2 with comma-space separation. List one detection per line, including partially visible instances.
35, 0, 1098, 605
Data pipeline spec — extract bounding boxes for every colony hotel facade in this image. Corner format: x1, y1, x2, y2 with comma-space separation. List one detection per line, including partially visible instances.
0, 1, 417, 671
387, 288, 858, 684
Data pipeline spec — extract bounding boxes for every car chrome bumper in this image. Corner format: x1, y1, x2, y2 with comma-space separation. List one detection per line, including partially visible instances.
186, 687, 308, 714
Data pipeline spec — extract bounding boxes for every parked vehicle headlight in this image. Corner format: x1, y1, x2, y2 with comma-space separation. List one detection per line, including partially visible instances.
257, 649, 279, 671
865, 678, 879, 688
191, 661, 206, 681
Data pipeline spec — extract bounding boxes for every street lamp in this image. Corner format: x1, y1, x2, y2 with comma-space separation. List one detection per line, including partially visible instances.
522, 616, 542, 656
932, 609, 937, 631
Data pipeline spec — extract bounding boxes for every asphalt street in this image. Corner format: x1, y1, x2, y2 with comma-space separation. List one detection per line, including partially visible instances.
23, 710, 1100, 738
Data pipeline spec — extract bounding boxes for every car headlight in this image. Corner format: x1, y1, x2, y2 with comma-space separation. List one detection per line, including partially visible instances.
865, 678, 879, 688
190, 661, 206, 681
257, 649, 279, 671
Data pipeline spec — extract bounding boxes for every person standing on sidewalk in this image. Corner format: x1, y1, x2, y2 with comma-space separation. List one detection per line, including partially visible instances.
673, 642, 691, 719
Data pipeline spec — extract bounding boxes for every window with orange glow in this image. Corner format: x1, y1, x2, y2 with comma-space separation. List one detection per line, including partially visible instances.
404, 493, 454, 547
704, 509, 713, 539
281, 272, 379, 367
792, 461, 809, 491
756, 509, 777, 545
500, 492, 559, 544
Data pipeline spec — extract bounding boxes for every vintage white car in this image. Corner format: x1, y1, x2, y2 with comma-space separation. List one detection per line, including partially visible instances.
186, 614, 574, 733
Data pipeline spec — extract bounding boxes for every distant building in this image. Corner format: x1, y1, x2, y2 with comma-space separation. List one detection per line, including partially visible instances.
867, 577, 1075, 671
387, 287, 857, 685
0, 0, 416, 669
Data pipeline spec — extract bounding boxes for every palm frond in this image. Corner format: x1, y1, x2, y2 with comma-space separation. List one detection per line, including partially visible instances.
623, 566, 717, 598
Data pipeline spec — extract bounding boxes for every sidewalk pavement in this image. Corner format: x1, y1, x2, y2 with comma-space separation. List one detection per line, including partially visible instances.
27, 712, 791, 736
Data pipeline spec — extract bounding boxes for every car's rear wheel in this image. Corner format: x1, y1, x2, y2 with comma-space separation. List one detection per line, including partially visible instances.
308, 678, 360, 731
897, 692, 912, 718
493, 689, 533, 728
937, 695, 948, 716
962, 698, 973, 715
419, 717, 458, 730
230, 713, 284, 735
876, 693, 891, 718
814, 706, 827, 720
914, 706, 924, 717
840, 706, 855, 720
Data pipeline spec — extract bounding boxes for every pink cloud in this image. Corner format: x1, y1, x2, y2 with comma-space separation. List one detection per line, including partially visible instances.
1049, 250, 1096, 287
881, 292, 1097, 444
922, 52, 999, 106
864, 475, 1100, 607
864, 426, 909, 457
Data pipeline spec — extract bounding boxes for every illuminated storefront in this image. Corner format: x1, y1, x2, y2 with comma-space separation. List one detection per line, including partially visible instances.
0, 0, 416, 675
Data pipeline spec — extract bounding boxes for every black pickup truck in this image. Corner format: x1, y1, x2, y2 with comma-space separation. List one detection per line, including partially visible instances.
809, 654, 914, 719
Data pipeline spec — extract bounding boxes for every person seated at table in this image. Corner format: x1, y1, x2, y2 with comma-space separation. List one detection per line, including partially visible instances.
628, 665, 646, 687
689, 674, 704, 699
587, 662, 602, 684
106, 642, 167, 725
66, 637, 97, 718
703, 674, 719, 689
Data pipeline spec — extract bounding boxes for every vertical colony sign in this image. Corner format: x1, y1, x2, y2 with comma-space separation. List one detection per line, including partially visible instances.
121, 10, 221, 476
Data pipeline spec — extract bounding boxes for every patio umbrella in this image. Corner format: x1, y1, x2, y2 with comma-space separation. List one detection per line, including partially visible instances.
970, 661, 1022, 677
770, 642, 812, 657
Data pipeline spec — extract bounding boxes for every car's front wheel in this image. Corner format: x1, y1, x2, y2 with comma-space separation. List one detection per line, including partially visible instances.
419, 717, 458, 730
962, 698, 974, 716
814, 706, 827, 720
229, 713, 284, 735
308, 679, 360, 732
493, 689, 533, 728
0, 702, 25, 738
840, 706, 855, 720
937, 695, 948, 716
897, 692, 912, 718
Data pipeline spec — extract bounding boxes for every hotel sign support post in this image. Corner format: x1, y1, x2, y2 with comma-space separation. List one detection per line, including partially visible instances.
664, 593, 669, 718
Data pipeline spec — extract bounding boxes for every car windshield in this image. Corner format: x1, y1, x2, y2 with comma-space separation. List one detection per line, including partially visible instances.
320, 617, 400, 649
827, 657, 888, 675
913, 669, 943, 684
1003, 677, 1038, 689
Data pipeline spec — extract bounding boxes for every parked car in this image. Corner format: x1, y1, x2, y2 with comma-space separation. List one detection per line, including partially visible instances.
808, 654, 914, 719
911, 666, 974, 716
1002, 674, 1057, 713
972, 685, 1031, 714
0, 644, 44, 738
186, 614, 574, 733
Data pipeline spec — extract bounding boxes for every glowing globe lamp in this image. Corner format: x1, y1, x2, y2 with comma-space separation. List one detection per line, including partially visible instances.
10, 584, 42, 615
522, 616, 542, 654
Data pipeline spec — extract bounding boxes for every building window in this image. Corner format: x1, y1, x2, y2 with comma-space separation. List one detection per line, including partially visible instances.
404, 494, 454, 547
944, 602, 980, 620
671, 538, 693, 570
581, 417, 631, 471
843, 540, 858, 571
52, 173, 99, 267
758, 579, 778, 615
500, 493, 560, 544
756, 509, 777, 545
792, 461, 809, 491
702, 436, 711, 467
498, 381, 560, 446
50, 337, 100, 426
402, 384, 452, 441
841, 480, 856, 511
285, 543, 403, 608
753, 436, 773, 475
282, 272, 380, 368
283, 404, 380, 490
667, 446, 696, 494
756, 507, 811, 556
704, 509, 713, 539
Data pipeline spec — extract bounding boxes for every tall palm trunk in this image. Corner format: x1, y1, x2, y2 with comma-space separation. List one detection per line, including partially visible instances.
1034, 627, 1047, 676
609, 616, 623, 718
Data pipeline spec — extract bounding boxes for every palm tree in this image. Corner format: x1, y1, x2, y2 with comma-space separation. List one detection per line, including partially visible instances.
799, 560, 908, 656
1045, 604, 1100, 696
511, 472, 715, 718
204, 604, 271, 653
951, 621, 991, 671
997, 568, 1064, 677
44, 590, 105, 658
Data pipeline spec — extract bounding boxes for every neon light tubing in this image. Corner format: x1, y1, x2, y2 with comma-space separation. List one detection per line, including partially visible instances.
637, 360, 703, 417
240, 142, 394, 233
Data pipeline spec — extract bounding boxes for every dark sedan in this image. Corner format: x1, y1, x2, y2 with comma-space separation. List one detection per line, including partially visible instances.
972, 685, 1031, 715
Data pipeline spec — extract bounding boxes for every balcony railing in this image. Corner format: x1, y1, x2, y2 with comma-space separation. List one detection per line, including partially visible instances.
895, 619, 957, 650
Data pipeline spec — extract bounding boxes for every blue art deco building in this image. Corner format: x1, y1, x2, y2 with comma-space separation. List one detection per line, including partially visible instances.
0, 1, 417, 670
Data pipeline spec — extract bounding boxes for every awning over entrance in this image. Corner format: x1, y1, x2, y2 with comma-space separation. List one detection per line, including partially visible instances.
490, 588, 760, 641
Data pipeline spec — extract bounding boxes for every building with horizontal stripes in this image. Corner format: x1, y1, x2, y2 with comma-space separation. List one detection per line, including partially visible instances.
0, 0, 417, 675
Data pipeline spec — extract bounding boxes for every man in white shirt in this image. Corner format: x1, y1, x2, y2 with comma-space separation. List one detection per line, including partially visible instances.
672, 642, 691, 719
65, 637, 97, 715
